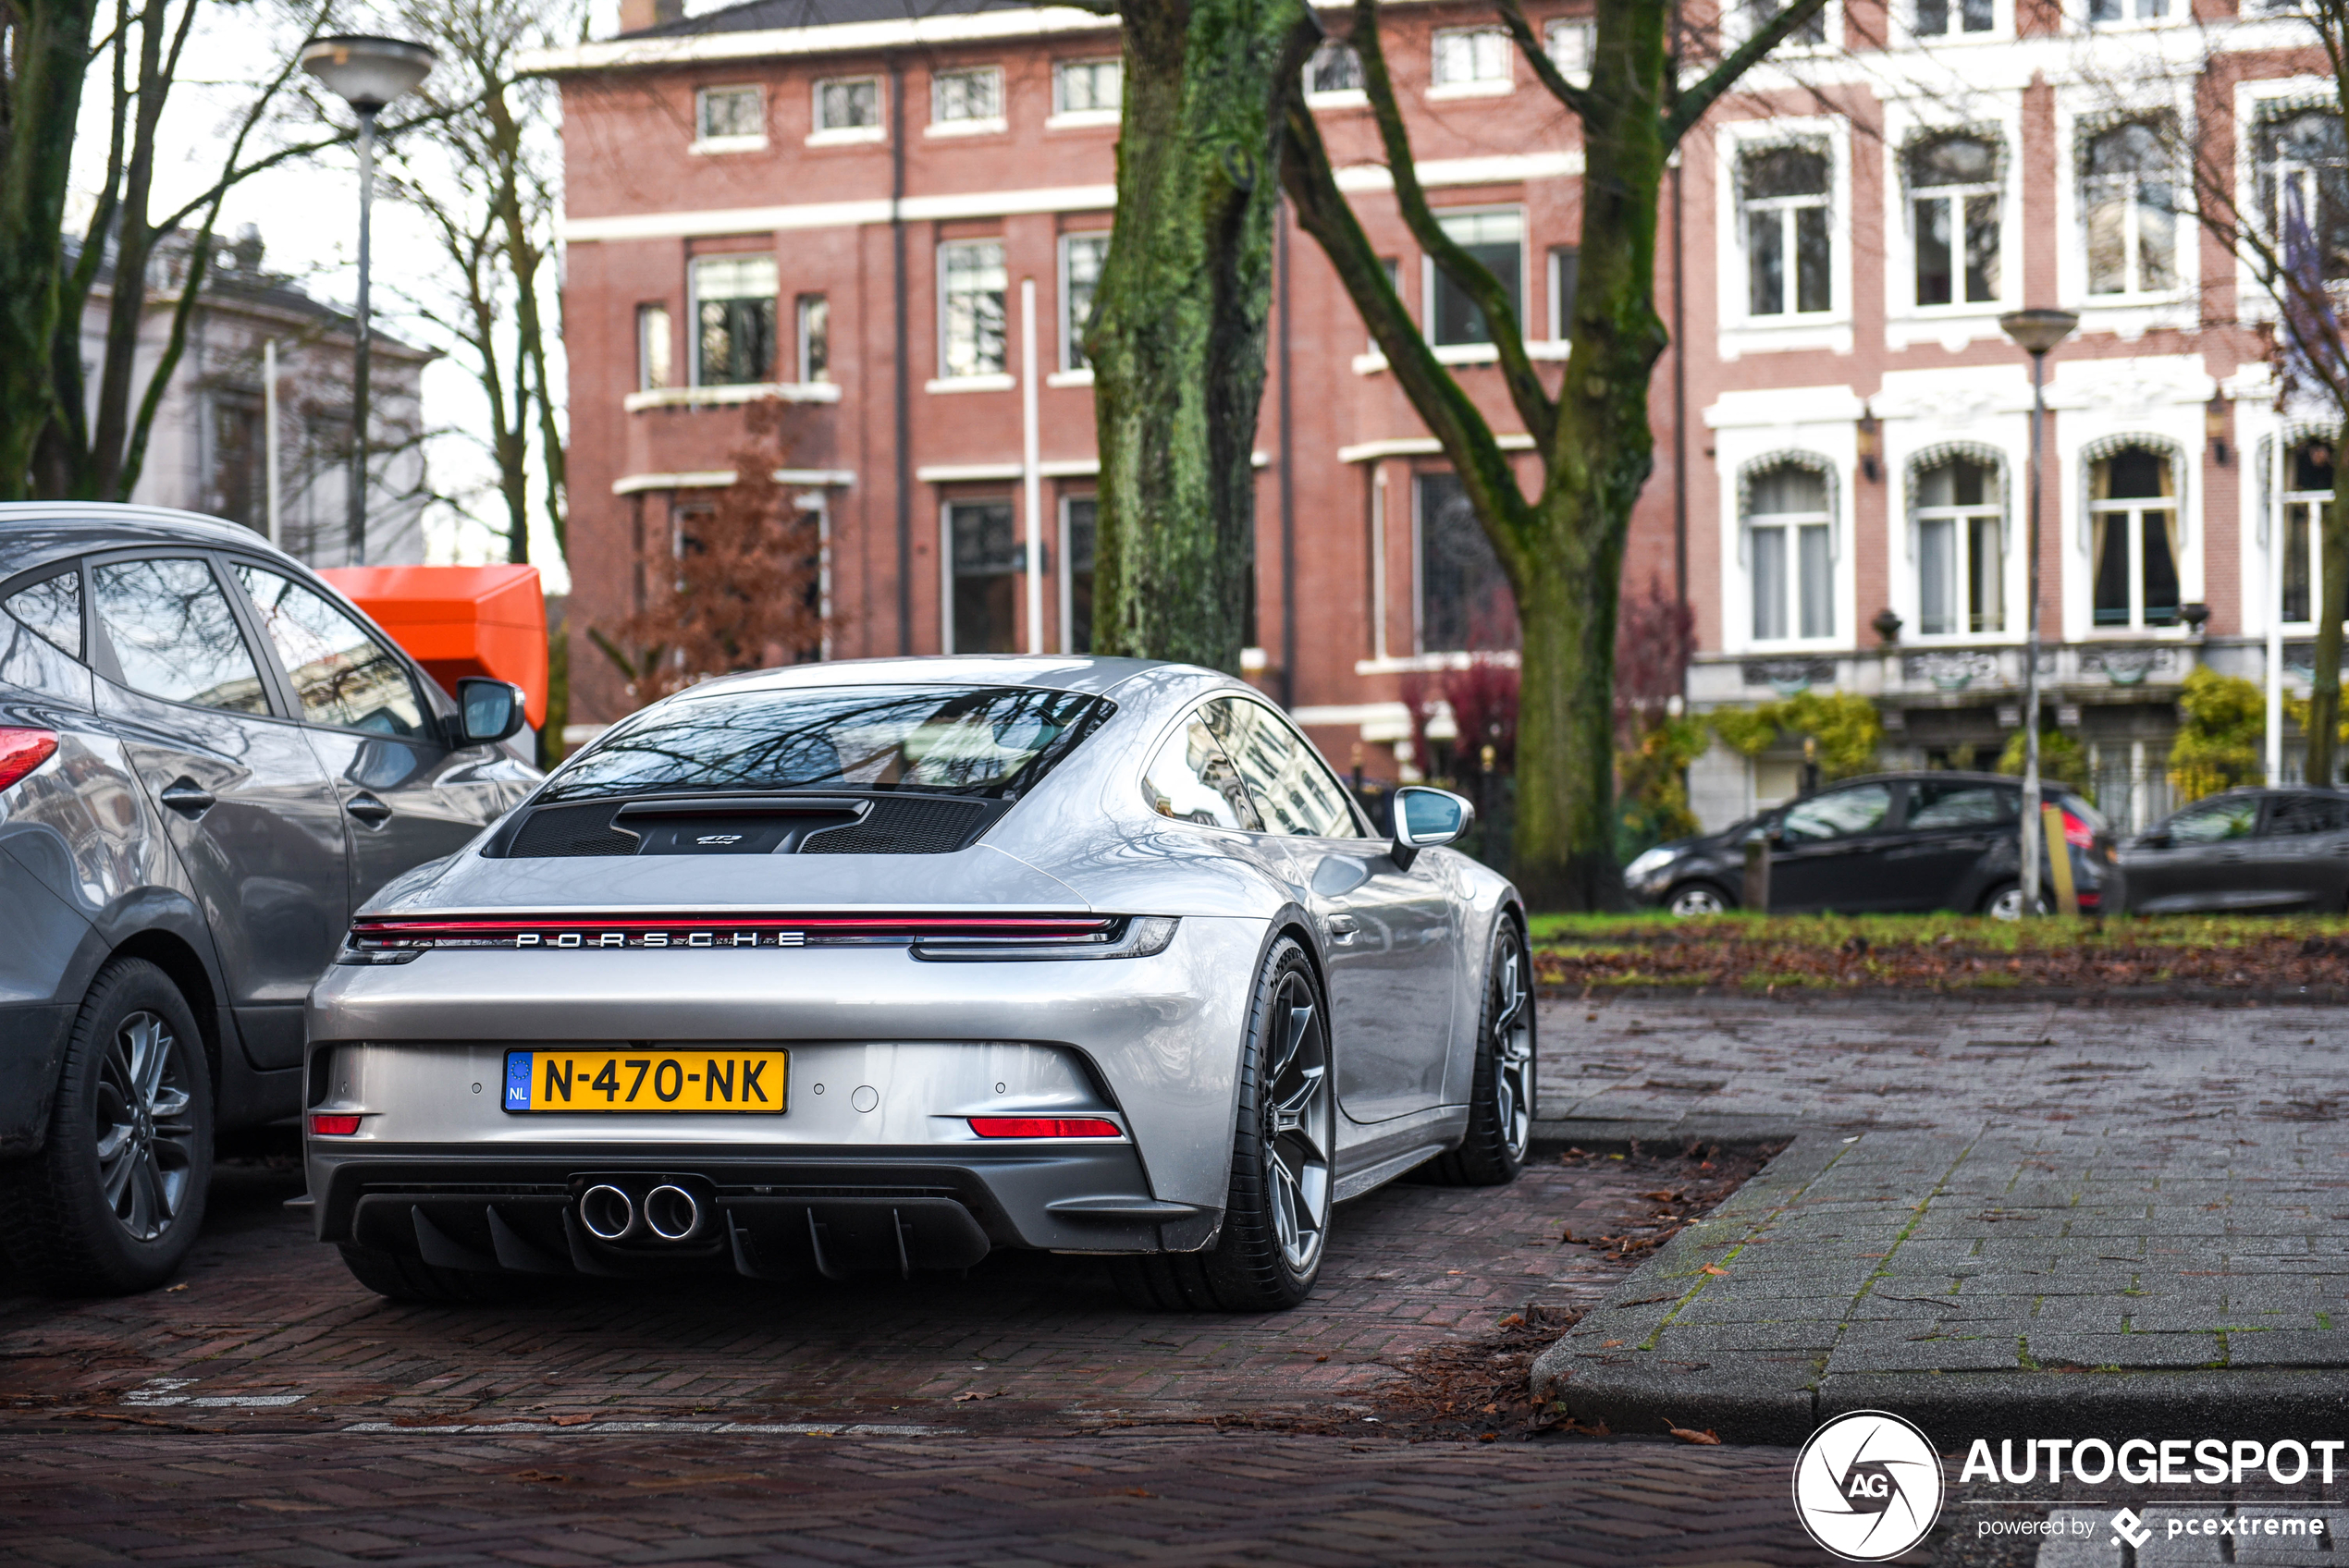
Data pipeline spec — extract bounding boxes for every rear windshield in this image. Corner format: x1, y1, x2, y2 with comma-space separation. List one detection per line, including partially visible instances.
540, 683, 1114, 802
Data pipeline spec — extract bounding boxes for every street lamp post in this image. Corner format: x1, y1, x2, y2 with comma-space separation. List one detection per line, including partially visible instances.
1999, 308, 2079, 918
301, 35, 436, 568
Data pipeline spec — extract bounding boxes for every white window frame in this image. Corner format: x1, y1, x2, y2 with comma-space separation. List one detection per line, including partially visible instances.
2230, 78, 2332, 331
1547, 245, 1578, 343
1060, 492, 1097, 654
1742, 464, 1839, 645
1731, 0, 1839, 52
2078, 0, 2182, 32
928, 66, 1005, 137
1741, 149, 1833, 316
1050, 58, 1122, 127
1907, 135, 2005, 311
1430, 26, 1513, 98
1544, 18, 1593, 85
1058, 231, 1110, 375
1304, 40, 1367, 107
795, 293, 830, 386
1882, 102, 2022, 350
1903, 0, 2007, 42
941, 496, 1022, 655
1716, 117, 1853, 357
635, 301, 672, 392
2054, 85, 2195, 332
1911, 455, 2007, 638
2278, 437, 2331, 628
809, 75, 884, 145
1420, 206, 1526, 359
2085, 446, 2184, 632
934, 239, 1011, 389
687, 253, 779, 390
2080, 120, 2182, 300
692, 85, 767, 153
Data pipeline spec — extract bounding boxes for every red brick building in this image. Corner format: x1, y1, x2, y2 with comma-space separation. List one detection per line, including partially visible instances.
535, 0, 2339, 835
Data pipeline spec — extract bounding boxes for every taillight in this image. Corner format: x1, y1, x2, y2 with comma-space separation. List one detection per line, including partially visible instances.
0, 729, 58, 791
309, 1114, 362, 1136
968, 1117, 1123, 1139
2060, 811, 2095, 849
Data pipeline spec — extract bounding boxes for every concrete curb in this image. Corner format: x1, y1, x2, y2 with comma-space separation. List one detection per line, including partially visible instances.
1529, 1115, 1806, 1153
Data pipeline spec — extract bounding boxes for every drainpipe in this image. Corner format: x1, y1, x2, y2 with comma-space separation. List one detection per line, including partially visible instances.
1021, 276, 1043, 655
891, 55, 913, 655
1278, 197, 1297, 708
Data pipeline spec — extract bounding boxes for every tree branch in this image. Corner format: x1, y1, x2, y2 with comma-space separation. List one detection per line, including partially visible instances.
1665, 0, 1830, 146
1492, 0, 1593, 121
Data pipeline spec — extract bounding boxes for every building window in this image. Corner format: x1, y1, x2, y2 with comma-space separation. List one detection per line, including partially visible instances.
2280, 437, 2334, 623
1053, 58, 1121, 115
2258, 108, 2349, 285
1914, 0, 1992, 33
1545, 19, 1594, 82
939, 240, 1007, 379
948, 499, 1020, 654
1061, 233, 1109, 371
1063, 495, 1097, 653
1306, 40, 1362, 96
1549, 245, 1580, 339
636, 302, 672, 390
1910, 135, 2000, 306
692, 255, 776, 386
795, 294, 830, 384
1415, 472, 1516, 653
1746, 462, 1833, 641
931, 67, 1002, 125
815, 76, 881, 133
2087, 0, 2165, 21
1432, 27, 1511, 88
1741, 0, 1829, 46
1914, 456, 2003, 635
2085, 121, 2177, 296
696, 86, 763, 142
1741, 143, 1832, 317
1428, 209, 1522, 347
206, 396, 264, 529
2090, 447, 2181, 629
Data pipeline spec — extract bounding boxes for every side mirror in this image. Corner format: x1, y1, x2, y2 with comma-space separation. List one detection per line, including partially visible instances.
1391, 785, 1474, 871
2136, 832, 2169, 851
456, 677, 527, 746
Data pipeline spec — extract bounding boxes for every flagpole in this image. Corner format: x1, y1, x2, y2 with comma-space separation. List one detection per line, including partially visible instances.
2269, 408, 2287, 782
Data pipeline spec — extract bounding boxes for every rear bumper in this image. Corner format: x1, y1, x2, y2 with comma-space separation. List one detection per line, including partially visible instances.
0, 1003, 74, 1155
307, 1142, 1218, 1275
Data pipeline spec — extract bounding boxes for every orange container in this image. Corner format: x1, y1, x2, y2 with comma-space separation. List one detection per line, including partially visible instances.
319, 565, 548, 729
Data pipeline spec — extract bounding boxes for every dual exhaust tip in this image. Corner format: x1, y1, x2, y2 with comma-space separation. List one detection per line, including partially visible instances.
579, 1182, 701, 1243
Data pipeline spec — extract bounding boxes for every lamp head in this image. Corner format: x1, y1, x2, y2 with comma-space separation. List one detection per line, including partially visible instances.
1998, 309, 2080, 357
301, 35, 436, 113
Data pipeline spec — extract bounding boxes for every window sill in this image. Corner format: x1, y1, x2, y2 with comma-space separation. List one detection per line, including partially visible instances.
1351, 340, 1571, 375
1046, 109, 1120, 129
1045, 367, 1094, 387
927, 374, 1016, 394
690, 135, 769, 155
806, 126, 885, 147
1354, 652, 1521, 676
926, 117, 1007, 138
625, 382, 842, 411
1427, 79, 1513, 100
1306, 89, 1369, 109
1719, 317, 1852, 361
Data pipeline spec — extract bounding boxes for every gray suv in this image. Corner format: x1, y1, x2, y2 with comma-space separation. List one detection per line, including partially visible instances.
0, 505, 540, 1293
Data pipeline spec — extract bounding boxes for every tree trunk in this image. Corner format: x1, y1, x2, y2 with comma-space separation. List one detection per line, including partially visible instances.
1087, 0, 1317, 670
2309, 458, 2349, 784
0, 0, 104, 498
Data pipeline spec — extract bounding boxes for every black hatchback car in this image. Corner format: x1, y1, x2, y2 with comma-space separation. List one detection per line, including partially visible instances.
0, 505, 542, 1293
1624, 771, 2116, 917
2121, 787, 2349, 913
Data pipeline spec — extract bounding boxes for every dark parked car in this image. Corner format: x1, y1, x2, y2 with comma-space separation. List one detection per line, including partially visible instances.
0, 505, 541, 1293
2120, 787, 2349, 913
1624, 771, 2115, 918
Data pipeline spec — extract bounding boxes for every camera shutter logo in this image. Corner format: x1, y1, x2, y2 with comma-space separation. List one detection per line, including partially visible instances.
1791, 1410, 1946, 1561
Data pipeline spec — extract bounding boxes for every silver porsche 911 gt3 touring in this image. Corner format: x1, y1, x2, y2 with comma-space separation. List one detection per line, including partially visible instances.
303, 656, 1534, 1311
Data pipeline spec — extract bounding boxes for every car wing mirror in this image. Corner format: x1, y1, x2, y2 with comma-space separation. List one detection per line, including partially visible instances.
1391, 785, 1474, 872
2134, 832, 2168, 851
456, 677, 528, 747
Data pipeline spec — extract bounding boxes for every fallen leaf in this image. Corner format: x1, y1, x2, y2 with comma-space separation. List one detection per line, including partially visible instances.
1315, 1354, 1329, 1363
1601, 1340, 1623, 1348
1495, 1313, 1524, 1329
1125, 1488, 1154, 1498
1669, 1426, 1722, 1445
1478, 1431, 1500, 1443
953, 1390, 991, 1403
1642, 1191, 1685, 1203
164, 1284, 188, 1293
1700, 1264, 1728, 1276
551, 1415, 595, 1427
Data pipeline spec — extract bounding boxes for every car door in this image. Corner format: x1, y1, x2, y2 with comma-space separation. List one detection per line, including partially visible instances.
1207, 696, 1457, 1124
2238, 792, 2346, 911
1880, 778, 2018, 912
2128, 794, 2261, 913
85, 553, 350, 1071
1767, 781, 1900, 912
230, 562, 526, 909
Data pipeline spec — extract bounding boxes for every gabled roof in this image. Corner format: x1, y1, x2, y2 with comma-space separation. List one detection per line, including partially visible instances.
623, 0, 1042, 42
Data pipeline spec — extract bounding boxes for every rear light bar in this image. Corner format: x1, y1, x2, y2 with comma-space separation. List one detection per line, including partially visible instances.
338, 913, 1177, 964
2060, 811, 2096, 849
969, 1117, 1124, 1139
0, 728, 58, 793
309, 1114, 363, 1136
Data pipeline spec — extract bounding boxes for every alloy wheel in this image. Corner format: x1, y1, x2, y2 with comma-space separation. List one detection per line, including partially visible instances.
1261, 973, 1333, 1276
92, 1010, 196, 1243
1668, 885, 1728, 917
1491, 937, 1534, 1160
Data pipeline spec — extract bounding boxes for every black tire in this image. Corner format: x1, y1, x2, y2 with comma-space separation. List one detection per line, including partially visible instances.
0, 958, 213, 1295
1979, 881, 2049, 920
1424, 918, 1536, 1187
337, 1242, 549, 1305
1111, 937, 1334, 1313
1666, 882, 1736, 917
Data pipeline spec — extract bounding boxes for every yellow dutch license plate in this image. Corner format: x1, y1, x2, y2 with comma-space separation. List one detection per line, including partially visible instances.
502, 1048, 787, 1114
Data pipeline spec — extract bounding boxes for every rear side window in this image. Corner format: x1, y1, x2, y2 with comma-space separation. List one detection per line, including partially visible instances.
1205, 698, 1360, 839
1142, 710, 1262, 830
2164, 796, 2257, 844
235, 566, 426, 739
543, 683, 1113, 802
91, 557, 270, 715
1906, 780, 2015, 829
4, 570, 80, 660
2263, 793, 2349, 837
